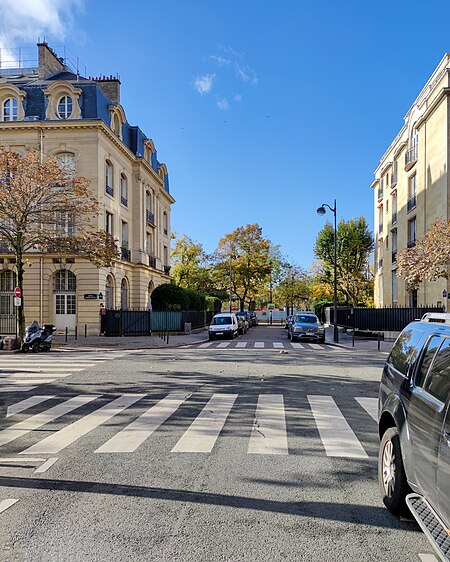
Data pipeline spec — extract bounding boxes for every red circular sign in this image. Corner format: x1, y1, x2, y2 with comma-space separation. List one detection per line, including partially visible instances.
14, 287, 21, 298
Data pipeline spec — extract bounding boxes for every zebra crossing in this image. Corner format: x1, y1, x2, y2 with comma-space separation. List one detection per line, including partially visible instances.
0, 392, 378, 459
186, 340, 343, 351
0, 352, 128, 393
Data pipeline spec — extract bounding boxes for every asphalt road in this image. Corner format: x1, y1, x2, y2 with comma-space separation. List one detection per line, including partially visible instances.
0, 325, 437, 562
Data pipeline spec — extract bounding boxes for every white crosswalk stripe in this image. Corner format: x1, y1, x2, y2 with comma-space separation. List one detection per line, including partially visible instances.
355, 397, 378, 422
1, 392, 377, 459
235, 342, 247, 348
0, 352, 128, 393
272, 342, 284, 349
20, 394, 145, 455
308, 396, 368, 459
195, 341, 339, 351
217, 342, 231, 348
254, 342, 265, 348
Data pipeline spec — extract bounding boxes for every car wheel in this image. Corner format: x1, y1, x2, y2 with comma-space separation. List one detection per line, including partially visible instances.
378, 427, 411, 516
208, 335, 214, 341
319, 337, 325, 344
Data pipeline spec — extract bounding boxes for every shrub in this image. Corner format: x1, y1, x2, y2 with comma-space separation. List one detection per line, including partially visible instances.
184, 289, 206, 311
151, 284, 190, 311
206, 296, 222, 313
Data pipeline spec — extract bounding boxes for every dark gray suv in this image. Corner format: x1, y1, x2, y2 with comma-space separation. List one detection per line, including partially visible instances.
378, 313, 450, 561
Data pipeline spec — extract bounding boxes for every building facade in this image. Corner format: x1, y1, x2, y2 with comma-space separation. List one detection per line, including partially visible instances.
0, 43, 174, 334
372, 53, 450, 309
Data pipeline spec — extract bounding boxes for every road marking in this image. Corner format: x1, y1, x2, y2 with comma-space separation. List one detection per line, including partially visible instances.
0, 378, 57, 385
0, 457, 47, 463
0, 386, 37, 393
7, 396, 55, 417
0, 395, 100, 447
254, 342, 265, 348
248, 394, 288, 455
95, 393, 190, 453
418, 555, 439, 562
309, 344, 323, 350
273, 343, 284, 349
34, 457, 58, 473
290, 342, 304, 349
355, 397, 378, 422
20, 394, 146, 455
235, 342, 247, 348
0, 499, 19, 514
307, 395, 368, 459
217, 342, 231, 348
0, 373, 70, 379
171, 393, 238, 453
199, 342, 213, 348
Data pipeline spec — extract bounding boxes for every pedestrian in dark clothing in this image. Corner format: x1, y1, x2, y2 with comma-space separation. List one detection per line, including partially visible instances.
99, 303, 107, 335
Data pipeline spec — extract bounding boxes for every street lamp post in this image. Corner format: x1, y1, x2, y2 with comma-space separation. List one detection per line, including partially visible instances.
229, 255, 233, 313
269, 260, 273, 325
317, 199, 339, 343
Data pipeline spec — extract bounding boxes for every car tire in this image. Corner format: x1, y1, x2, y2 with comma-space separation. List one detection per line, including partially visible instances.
319, 337, 325, 344
208, 336, 214, 341
378, 427, 411, 516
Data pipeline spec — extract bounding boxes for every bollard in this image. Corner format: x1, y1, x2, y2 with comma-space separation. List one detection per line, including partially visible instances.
377, 332, 381, 351
75, 326, 78, 340
352, 330, 355, 347
65, 327, 68, 342
85, 324, 87, 338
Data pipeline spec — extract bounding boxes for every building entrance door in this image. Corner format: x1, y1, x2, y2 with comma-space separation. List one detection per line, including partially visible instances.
52, 270, 77, 331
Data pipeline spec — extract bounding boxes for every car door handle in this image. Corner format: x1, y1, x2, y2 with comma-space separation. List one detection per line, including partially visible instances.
443, 431, 450, 446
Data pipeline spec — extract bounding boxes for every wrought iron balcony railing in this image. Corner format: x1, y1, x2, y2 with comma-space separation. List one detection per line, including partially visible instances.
148, 255, 156, 269
407, 240, 416, 248
378, 222, 383, 234
121, 196, 128, 207
405, 144, 418, 168
392, 250, 397, 262
146, 210, 155, 225
121, 247, 131, 262
407, 195, 416, 212
378, 258, 383, 269
391, 171, 398, 187
377, 187, 383, 201
391, 211, 397, 224
106, 184, 114, 197
163, 265, 171, 276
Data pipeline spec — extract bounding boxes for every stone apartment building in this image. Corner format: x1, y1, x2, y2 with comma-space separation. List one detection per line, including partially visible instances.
372, 53, 450, 309
0, 42, 174, 334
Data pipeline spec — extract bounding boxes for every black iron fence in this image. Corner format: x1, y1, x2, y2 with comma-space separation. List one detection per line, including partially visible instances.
325, 305, 445, 332
103, 309, 214, 337
0, 312, 15, 335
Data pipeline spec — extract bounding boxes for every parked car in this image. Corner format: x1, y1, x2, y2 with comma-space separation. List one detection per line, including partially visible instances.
378, 312, 450, 560
236, 310, 251, 333
208, 313, 239, 340
235, 312, 249, 334
288, 313, 325, 343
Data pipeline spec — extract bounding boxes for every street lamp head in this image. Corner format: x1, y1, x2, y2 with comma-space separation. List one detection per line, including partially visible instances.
316, 206, 326, 216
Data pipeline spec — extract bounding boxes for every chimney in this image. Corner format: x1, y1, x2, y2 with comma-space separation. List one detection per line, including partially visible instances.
37, 42, 64, 78
95, 75, 121, 104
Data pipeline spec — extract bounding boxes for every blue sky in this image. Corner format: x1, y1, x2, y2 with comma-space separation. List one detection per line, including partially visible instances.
2, 0, 450, 268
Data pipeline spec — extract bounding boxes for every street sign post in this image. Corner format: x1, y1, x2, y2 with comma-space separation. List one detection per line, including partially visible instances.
14, 297, 21, 307
14, 287, 21, 298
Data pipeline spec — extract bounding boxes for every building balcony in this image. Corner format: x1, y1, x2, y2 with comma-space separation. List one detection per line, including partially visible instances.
146, 210, 155, 225
377, 187, 383, 201
407, 240, 416, 248
163, 265, 171, 276
390, 171, 398, 187
391, 211, 397, 225
106, 185, 114, 197
148, 255, 156, 269
121, 196, 128, 207
405, 144, 418, 171
407, 195, 416, 212
121, 247, 131, 262
392, 250, 397, 263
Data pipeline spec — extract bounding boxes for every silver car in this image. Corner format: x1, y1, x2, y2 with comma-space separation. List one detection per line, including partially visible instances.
288, 313, 325, 343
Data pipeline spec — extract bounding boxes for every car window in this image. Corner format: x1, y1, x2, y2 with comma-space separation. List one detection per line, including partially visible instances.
212, 316, 232, 325
388, 327, 424, 376
415, 335, 443, 388
295, 315, 318, 324
423, 338, 450, 403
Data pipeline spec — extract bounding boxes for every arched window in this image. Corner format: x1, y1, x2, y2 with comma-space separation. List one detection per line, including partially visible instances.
2, 98, 18, 121
105, 274, 115, 310
113, 113, 121, 137
121, 278, 129, 310
105, 160, 114, 196
54, 269, 76, 292
120, 173, 128, 206
57, 96, 73, 119
56, 152, 76, 177
0, 270, 14, 292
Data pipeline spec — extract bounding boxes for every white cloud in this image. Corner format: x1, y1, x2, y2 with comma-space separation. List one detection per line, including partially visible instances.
235, 63, 258, 85
234, 94, 242, 102
208, 55, 231, 66
0, 0, 83, 67
217, 97, 229, 111
194, 74, 215, 95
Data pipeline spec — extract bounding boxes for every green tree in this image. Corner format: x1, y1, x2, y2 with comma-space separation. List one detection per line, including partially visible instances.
314, 216, 373, 306
170, 234, 211, 291
274, 265, 312, 311
0, 149, 117, 340
212, 224, 272, 311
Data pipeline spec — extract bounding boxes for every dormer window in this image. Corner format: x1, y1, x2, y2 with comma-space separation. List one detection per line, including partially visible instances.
57, 96, 73, 119
2, 98, 18, 121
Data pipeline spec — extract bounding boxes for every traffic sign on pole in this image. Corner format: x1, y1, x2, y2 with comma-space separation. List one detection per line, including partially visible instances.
14, 287, 21, 298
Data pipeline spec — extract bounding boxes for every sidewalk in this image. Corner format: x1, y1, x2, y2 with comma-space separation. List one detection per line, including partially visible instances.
325, 326, 396, 353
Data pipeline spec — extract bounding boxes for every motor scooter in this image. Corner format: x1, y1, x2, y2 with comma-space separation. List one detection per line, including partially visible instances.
22, 321, 56, 352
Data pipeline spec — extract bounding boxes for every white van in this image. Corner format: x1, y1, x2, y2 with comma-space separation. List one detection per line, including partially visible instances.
208, 313, 239, 340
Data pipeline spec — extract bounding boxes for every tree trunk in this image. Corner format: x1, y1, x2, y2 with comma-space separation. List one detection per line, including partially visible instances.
15, 251, 25, 342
